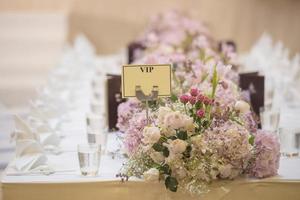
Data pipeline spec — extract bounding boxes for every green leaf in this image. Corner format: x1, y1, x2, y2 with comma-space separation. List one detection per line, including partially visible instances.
168, 136, 177, 140
152, 143, 164, 152
230, 116, 244, 126
163, 147, 170, 157
183, 145, 192, 158
165, 176, 178, 192
211, 64, 218, 99
170, 94, 178, 102
201, 72, 209, 82
195, 101, 202, 110
159, 164, 171, 175
176, 131, 188, 140
201, 118, 209, 128
159, 137, 167, 143
249, 135, 255, 146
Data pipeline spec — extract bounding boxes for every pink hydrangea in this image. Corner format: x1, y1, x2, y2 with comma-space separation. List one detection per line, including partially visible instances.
116, 99, 142, 133
205, 122, 253, 178
123, 112, 148, 154
250, 130, 280, 178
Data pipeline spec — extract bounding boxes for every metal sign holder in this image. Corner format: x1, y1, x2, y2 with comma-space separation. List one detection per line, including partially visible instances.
135, 85, 159, 125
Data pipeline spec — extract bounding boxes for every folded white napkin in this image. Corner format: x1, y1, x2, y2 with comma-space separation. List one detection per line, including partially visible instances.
12, 117, 53, 172
14, 139, 48, 172
12, 115, 39, 141
13, 115, 61, 153
37, 88, 74, 108
40, 132, 61, 150
26, 116, 61, 149
28, 115, 62, 133
30, 103, 65, 120
16, 139, 43, 156
28, 119, 53, 133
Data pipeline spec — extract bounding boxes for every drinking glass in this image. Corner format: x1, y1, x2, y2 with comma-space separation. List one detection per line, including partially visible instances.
77, 144, 101, 176
90, 101, 104, 116
86, 129, 108, 154
278, 127, 300, 157
260, 106, 280, 132
86, 113, 103, 131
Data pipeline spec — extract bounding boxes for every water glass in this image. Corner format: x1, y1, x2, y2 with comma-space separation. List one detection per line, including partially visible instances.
260, 107, 280, 132
87, 129, 108, 154
278, 128, 300, 157
90, 101, 104, 116
86, 113, 103, 131
77, 144, 101, 176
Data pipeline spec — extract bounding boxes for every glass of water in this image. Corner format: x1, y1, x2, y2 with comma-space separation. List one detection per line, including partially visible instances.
77, 144, 101, 176
278, 127, 300, 157
260, 106, 280, 132
87, 129, 108, 154
86, 113, 103, 131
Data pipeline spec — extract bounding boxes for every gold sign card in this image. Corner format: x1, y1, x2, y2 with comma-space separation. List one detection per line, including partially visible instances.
122, 64, 172, 98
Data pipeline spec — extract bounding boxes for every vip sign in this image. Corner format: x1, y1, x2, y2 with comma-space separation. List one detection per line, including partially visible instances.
122, 64, 172, 98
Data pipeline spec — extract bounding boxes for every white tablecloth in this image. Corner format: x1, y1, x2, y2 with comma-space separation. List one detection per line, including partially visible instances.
2, 103, 300, 184
1, 121, 300, 200
1, 107, 300, 183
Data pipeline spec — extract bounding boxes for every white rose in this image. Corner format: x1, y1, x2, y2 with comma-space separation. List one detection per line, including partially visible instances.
191, 135, 207, 153
184, 116, 195, 133
143, 168, 159, 182
161, 127, 176, 137
169, 139, 187, 154
150, 152, 165, 163
234, 100, 250, 114
142, 127, 161, 144
191, 135, 201, 146
158, 107, 172, 125
164, 111, 185, 130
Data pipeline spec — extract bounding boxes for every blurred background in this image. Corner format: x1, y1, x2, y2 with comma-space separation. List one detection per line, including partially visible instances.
0, 0, 300, 111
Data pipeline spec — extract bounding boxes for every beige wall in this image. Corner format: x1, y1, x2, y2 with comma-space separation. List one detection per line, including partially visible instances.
0, 0, 71, 12
1, 0, 300, 55
69, 0, 300, 55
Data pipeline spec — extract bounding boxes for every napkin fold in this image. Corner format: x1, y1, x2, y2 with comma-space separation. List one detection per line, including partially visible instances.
16, 139, 43, 157
26, 116, 61, 148
12, 115, 39, 141
14, 139, 48, 172
40, 132, 61, 149
10, 116, 50, 172
14, 154, 48, 172
30, 103, 65, 120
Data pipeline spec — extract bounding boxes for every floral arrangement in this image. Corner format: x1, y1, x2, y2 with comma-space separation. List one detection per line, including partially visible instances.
117, 10, 280, 194
123, 85, 280, 193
